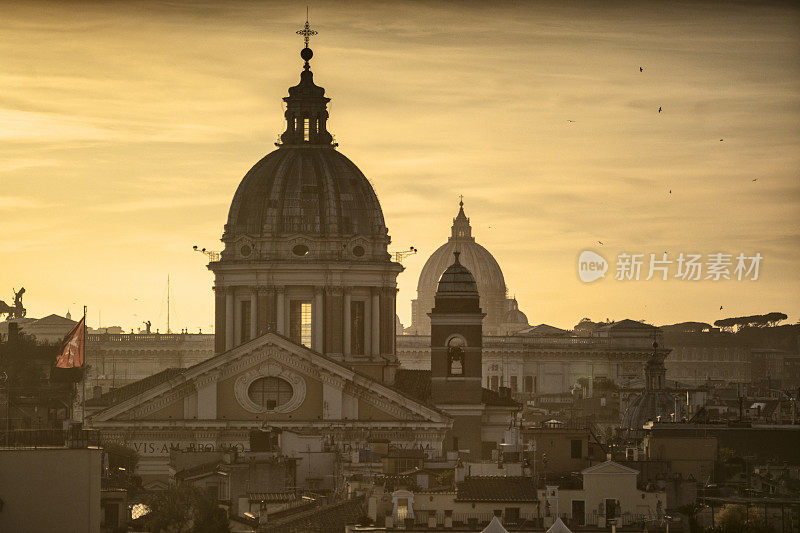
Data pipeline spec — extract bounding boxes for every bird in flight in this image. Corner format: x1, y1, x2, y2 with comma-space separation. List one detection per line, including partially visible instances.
567, 120, 575, 123
598, 241, 604, 245
669, 189, 672, 194
752, 178, 758, 182
640, 66, 644, 72
720, 306, 724, 310
658, 106, 662, 113
720, 139, 724, 142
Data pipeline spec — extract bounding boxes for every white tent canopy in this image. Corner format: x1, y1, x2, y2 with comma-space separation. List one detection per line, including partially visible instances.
546, 517, 573, 533
481, 516, 509, 533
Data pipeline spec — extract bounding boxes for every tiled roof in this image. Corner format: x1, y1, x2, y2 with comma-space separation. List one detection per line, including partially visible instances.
395, 369, 519, 408
394, 369, 431, 403
456, 476, 538, 502
86, 368, 185, 407
482, 388, 520, 407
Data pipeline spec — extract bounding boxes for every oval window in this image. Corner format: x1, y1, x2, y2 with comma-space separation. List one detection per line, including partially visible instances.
240, 245, 252, 257
248, 377, 293, 410
352, 245, 365, 257
292, 244, 310, 256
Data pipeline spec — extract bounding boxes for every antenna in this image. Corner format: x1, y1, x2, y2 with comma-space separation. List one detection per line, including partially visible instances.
193, 245, 221, 262
392, 246, 418, 264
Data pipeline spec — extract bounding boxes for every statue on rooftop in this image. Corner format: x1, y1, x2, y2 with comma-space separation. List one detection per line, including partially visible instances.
0, 287, 26, 320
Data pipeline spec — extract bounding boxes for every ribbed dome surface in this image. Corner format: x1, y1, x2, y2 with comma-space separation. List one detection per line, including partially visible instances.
225, 146, 385, 238
419, 240, 506, 295
622, 390, 675, 430
436, 253, 478, 294
503, 309, 529, 324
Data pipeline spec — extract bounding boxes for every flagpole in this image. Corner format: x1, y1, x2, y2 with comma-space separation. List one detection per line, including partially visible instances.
82, 305, 87, 426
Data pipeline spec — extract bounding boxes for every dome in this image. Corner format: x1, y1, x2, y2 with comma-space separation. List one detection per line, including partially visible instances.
225, 147, 386, 239
416, 204, 505, 296
503, 308, 528, 324
621, 341, 675, 437
436, 252, 478, 294
219, 42, 391, 264
410, 201, 513, 335
621, 390, 675, 431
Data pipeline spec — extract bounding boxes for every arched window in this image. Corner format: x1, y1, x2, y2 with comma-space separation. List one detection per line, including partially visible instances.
248, 377, 293, 410
447, 337, 465, 376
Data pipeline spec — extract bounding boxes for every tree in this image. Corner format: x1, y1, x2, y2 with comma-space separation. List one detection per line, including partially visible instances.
712, 504, 773, 533
144, 484, 230, 533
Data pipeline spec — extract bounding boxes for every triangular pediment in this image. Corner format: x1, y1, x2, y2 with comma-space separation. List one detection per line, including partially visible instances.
581, 460, 639, 475
90, 332, 450, 426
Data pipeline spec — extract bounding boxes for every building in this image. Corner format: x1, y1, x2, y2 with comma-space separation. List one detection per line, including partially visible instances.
620, 341, 676, 439
208, 35, 401, 390
521, 422, 605, 475
642, 428, 717, 483
86, 331, 214, 393
428, 252, 520, 459
661, 330, 750, 385
87, 33, 454, 490
0, 430, 103, 533
409, 201, 526, 336
548, 461, 665, 528
398, 319, 660, 397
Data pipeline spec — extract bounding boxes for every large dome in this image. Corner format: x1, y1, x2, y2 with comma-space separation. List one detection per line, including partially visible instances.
218, 44, 390, 264
410, 201, 517, 335
225, 147, 385, 239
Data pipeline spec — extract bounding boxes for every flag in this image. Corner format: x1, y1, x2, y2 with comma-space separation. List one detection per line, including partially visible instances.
56, 316, 85, 368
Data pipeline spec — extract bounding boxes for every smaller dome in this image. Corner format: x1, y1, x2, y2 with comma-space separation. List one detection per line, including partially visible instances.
622, 390, 675, 431
436, 252, 478, 294
503, 308, 528, 324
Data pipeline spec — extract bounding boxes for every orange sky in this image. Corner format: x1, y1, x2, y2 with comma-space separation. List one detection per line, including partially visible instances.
1, 1, 799, 332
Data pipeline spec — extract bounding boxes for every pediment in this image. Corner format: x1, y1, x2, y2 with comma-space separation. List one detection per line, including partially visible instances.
581, 460, 639, 475
90, 332, 450, 425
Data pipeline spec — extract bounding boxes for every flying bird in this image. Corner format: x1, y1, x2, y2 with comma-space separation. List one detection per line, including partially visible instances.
639, 66, 644, 72
720, 139, 724, 142
720, 306, 724, 310
598, 241, 604, 245
658, 106, 662, 113
669, 189, 672, 194
567, 120, 575, 123
752, 178, 758, 182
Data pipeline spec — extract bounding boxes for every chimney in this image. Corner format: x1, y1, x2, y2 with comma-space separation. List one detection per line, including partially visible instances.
7, 322, 19, 343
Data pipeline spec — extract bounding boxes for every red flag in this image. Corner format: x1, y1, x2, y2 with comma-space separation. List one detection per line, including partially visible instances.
56, 316, 85, 368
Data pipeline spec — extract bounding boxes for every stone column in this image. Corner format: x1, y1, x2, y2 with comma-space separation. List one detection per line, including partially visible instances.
225, 288, 235, 351
276, 287, 286, 335
257, 287, 270, 336
325, 287, 344, 359
214, 287, 226, 354
343, 289, 352, 357
250, 290, 258, 341
371, 289, 380, 356
314, 286, 324, 351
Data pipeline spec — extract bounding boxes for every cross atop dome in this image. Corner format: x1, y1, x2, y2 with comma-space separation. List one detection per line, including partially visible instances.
279, 13, 334, 146
296, 9, 318, 70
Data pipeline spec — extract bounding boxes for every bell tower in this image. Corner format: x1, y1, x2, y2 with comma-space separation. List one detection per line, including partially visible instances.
430, 251, 485, 457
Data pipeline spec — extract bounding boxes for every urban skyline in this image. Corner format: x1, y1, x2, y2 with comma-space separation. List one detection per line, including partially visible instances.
2, 1, 799, 332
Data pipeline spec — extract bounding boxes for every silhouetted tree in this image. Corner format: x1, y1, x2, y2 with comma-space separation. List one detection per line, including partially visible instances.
711, 504, 773, 533
144, 484, 230, 533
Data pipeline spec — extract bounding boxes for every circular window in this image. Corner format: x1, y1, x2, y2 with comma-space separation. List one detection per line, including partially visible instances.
240, 245, 252, 257
248, 377, 293, 410
292, 244, 310, 256
352, 245, 365, 257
